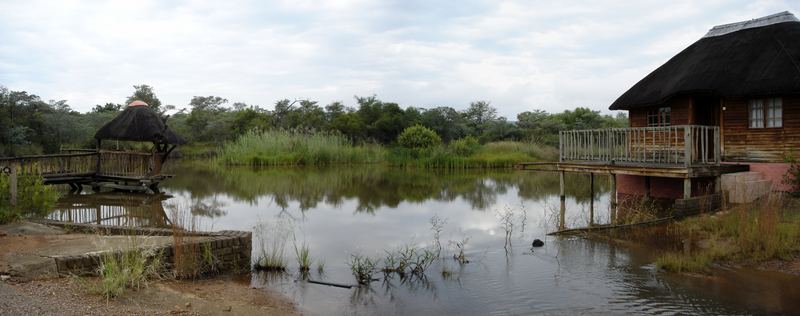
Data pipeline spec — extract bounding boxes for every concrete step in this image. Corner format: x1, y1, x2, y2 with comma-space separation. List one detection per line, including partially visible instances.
721, 171, 765, 193
729, 179, 773, 204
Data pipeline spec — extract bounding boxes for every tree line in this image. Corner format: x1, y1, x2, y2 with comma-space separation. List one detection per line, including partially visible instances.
0, 84, 627, 156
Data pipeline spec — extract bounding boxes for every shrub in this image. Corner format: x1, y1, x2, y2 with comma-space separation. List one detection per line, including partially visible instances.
397, 125, 442, 149
0, 173, 60, 223
449, 136, 480, 156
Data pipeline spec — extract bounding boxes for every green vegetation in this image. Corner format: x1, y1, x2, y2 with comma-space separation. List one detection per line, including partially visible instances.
1, 84, 626, 158
217, 129, 385, 166
397, 125, 442, 149
91, 248, 164, 300
294, 240, 313, 273
0, 173, 60, 223
655, 196, 800, 273
349, 254, 377, 285
253, 221, 290, 271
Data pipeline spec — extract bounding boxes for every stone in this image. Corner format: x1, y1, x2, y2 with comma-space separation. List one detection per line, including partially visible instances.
531, 239, 544, 247
223, 306, 232, 312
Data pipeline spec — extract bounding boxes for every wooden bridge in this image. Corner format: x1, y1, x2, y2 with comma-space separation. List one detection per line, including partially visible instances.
47, 193, 172, 228
0, 150, 171, 193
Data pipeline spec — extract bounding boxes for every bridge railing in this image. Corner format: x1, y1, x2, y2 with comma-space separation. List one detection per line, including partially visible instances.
97, 150, 160, 178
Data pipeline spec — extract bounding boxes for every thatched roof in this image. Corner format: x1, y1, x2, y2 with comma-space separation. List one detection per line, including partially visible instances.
610, 11, 800, 110
94, 105, 187, 145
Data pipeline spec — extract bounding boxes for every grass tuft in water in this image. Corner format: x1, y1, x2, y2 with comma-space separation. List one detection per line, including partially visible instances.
349, 254, 377, 285
253, 221, 290, 271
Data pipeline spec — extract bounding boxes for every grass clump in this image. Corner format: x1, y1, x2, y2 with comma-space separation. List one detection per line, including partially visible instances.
92, 248, 164, 300
349, 254, 377, 285
294, 241, 313, 272
0, 173, 60, 223
253, 221, 290, 271
387, 140, 556, 169
217, 129, 385, 167
656, 195, 800, 273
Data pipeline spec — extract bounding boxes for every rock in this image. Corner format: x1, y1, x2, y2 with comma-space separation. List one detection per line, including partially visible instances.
223, 306, 232, 312
185, 302, 191, 308
531, 239, 544, 247
1, 275, 10, 281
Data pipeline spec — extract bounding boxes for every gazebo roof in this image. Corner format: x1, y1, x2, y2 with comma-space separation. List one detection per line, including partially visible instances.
610, 11, 800, 110
94, 104, 186, 145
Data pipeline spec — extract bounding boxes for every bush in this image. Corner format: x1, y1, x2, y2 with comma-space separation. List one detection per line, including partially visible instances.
0, 173, 60, 223
449, 136, 480, 156
397, 125, 442, 149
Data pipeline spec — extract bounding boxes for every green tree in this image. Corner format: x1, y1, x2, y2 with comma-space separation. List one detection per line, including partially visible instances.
125, 84, 162, 111
463, 100, 497, 136
397, 125, 442, 149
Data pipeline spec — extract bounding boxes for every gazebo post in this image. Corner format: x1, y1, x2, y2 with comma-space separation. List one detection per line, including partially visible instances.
95, 139, 102, 173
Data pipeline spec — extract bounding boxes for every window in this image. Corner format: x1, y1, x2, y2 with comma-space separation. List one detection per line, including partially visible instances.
749, 97, 782, 128
647, 107, 671, 126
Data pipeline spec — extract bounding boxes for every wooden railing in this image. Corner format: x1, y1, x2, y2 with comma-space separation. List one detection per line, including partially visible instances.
559, 125, 720, 167
97, 150, 160, 178
0, 150, 160, 179
0, 153, 97, 177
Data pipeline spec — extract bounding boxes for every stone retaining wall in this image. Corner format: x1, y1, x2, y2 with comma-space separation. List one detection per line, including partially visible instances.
34, 220, 251, 277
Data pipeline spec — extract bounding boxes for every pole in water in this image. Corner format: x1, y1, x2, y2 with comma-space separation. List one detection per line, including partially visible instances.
589, 173, 594, 227
559, 171, 566, 230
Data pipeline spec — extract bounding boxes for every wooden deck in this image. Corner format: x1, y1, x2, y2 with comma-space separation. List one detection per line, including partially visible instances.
517, 161, 748, 178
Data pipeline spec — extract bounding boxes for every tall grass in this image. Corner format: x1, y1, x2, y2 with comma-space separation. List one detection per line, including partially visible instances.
656, 195, 800, 273
387, 140, 557, 169
217, 129, 385, 166
91, 245, 164, 300
253, 221, 290, 271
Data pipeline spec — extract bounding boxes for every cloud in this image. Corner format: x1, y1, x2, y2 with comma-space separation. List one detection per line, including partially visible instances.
1, 0, 799, 117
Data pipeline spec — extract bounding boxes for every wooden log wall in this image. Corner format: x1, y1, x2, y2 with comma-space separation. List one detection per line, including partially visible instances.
722, 96, 800, 162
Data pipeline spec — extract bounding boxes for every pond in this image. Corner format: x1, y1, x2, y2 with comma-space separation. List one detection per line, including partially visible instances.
48, 162, 800, 315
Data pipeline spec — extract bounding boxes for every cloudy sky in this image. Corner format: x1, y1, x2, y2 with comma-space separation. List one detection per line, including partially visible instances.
1, 0, 798, 117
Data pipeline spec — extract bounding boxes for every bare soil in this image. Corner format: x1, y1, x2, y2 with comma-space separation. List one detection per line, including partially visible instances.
1, 276, 299, 316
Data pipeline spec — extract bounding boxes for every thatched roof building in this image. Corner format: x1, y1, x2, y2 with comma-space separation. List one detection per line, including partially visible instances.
94, 102, 186, 145
611, 11, 800, 110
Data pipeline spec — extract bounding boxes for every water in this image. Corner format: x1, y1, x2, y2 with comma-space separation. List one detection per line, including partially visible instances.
48, 162, 800, 315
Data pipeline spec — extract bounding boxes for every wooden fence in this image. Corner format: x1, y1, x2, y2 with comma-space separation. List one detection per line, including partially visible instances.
559, 125, 720, 166
0, 150, 159, 179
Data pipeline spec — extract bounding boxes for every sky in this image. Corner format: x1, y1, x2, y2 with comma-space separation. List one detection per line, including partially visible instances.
1, 0, 799, 117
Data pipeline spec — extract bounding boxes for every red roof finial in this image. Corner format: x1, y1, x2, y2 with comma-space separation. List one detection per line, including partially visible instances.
128, 100, 148, 107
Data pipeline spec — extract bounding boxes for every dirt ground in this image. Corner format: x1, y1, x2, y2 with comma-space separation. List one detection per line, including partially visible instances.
0, 222, 300, 315
0, 275, 299, 316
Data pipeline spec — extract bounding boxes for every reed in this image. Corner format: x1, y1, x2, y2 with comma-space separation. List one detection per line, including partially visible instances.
217, 129, 385, 167
253, 221, 290, 271
348, 254, 377, 285
90, 242, 164, 300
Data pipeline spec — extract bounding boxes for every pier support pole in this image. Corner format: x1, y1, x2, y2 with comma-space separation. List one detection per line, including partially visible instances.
609, 173, 617, 224
683, 178, 692, 199
644, 176, 651, 199
589, 173, 595, 227
559, 171, 566, 230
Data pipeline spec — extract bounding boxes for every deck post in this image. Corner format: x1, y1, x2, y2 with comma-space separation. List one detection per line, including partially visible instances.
9, 166, 17, 207
559, 171, 566, 230
589, 173, 595, 227
683, 178, 692, 199
644, 176, 651, 198
609, 173, 617, 224
684, 126, 692, 167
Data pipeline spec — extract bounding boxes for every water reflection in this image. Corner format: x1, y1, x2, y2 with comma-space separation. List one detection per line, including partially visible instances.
44, 163, 800, 315
164, 163, 607, 214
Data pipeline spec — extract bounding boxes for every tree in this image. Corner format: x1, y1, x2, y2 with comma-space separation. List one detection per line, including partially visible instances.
420, 107, 469, 142
125, 84, 162, 111
463, 100, 497, 135
92, 103, 122, 113
189, 96, 228, 112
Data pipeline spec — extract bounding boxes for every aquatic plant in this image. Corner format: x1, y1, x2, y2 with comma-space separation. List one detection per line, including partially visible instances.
497, 206, 515, 251
253, 221, 291, 271
429, 215, 447, 256
450, 237, 471, 264
349, 254, 377, 285
294, 240, 313, 272
316, 261, 325, 275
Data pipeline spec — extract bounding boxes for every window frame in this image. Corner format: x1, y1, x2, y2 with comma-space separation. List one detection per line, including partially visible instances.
748, 97, 783, 129
647, 107, 671, 127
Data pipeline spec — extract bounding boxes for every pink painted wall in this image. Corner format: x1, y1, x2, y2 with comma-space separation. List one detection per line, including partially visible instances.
747, 162, 793, 191
617, 175, 717, 200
